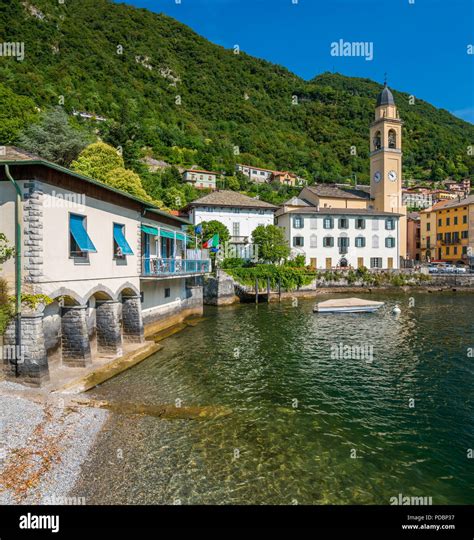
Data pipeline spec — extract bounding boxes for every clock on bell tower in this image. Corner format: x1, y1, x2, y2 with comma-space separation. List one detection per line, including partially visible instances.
370, 82, 407, 258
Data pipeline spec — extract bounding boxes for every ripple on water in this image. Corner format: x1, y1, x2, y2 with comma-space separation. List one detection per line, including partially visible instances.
73, 294, 474, 505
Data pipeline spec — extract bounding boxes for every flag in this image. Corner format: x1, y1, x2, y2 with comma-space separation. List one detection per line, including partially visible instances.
195, 224, 203, 235
203, 233, 219, 249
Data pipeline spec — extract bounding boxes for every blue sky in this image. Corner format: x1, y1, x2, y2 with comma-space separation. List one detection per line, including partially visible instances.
119, 0, 474, 123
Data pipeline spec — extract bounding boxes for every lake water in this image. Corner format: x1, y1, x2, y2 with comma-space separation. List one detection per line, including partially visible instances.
73, 293, 474, 505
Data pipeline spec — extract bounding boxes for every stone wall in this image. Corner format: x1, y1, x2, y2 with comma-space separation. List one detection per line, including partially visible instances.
3, 313, 49, 386
203, 270, 238, 305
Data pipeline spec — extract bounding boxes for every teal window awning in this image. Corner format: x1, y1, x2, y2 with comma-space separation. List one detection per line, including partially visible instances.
113, 223, 134, 255
70, 214, 96, 252
160, 229, 175, 240
141, 224, 158, 236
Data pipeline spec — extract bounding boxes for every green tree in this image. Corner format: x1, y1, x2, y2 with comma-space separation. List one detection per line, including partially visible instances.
0, 234, 14, 335
162, 187, 186, 209
104, 168, 153, 202
251, 224, 290, 263
0, 233, 14, 268
71, 142, 124, 181
0, 84, 38, 144
200, 220, 231, 246
19, 107, 90, 166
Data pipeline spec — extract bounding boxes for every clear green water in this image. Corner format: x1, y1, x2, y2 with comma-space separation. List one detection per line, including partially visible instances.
73, 293, 474, 505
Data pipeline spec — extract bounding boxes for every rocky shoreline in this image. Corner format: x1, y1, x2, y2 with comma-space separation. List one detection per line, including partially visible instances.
0, 381, 108, 505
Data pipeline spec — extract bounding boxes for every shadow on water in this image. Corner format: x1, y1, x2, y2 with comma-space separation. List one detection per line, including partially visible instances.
71, 293, 474, 505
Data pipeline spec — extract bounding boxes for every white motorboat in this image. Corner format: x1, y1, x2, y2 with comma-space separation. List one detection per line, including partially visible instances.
313, 297, 384, 314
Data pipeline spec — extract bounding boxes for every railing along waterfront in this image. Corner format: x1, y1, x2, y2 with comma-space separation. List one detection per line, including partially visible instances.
142, 257, 211, 277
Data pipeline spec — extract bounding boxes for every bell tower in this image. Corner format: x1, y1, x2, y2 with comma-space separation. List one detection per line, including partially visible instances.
370, 82, 407, 258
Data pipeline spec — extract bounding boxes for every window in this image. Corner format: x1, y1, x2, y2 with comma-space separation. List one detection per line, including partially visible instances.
370, 258, 382, 269
310, 235, 317, 248
372, 235, 379, 248
438, 218, 442, 227
355, 236, 366, 248
446, 247, 450, 255
373, 130, 381, 150
437, 233, 442, 241
462, 246, 468, 255
293, 216, 304, 229
388, 129, 397, 149
461, 231, 468, 239
453, 232, 459, 243
454, 216, 458, 225
446, 217, 450, 226
385, 237, 396, 248
463, 215, 467, 224
323, 236, 334, 247
113, 223, 133, 258
338, 218, 349, 229
309, 218, 317, 230
427, 223, 431, 231
164, 288, 171, 298
69, 214, 96, 258
323, 217, 333, 229
454, 247, 458, 255
232, 222, 240, 237
355, 218, 365, 230
385, 218, 395, 230
372, 219, 379, 231
338, 237, 349, 250
293, 236, 304, 247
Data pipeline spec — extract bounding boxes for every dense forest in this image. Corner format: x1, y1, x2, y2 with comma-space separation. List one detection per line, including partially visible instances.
0, 0, 473, 207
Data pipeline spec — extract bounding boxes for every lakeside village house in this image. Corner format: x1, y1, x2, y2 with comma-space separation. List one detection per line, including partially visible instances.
0, 147, 211, 386
185, 190, 277, 260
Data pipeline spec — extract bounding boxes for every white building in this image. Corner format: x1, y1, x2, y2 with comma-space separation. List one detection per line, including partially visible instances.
0, 147, 210, 386
276, 197, 401, 270
185, 190, 277, 258
182, 169, 218, 190
236, 164, 274, 184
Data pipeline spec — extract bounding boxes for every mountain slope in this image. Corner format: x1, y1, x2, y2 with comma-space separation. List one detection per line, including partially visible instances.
0, 0, 472, 183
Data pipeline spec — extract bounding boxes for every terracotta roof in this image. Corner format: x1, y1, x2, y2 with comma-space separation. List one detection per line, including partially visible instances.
305, 184, 371, 200
184, 169, 218, 175
186, 190, 278, 210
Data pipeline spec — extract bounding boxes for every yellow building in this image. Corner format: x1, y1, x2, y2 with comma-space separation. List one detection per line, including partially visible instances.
433, 195, 474, 262
419, 201, 448, 262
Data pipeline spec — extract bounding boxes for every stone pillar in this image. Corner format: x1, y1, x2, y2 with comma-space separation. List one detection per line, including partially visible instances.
61, 305, 92, 367
96, 301, 122, 356
122, 295, 144, 343
3, 313, 49, 386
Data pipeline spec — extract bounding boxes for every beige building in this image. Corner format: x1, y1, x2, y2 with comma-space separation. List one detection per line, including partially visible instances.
0, 147, 210, 386
271, 171, 298, 186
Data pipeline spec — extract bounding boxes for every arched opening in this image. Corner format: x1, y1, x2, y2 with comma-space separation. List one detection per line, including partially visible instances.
339, 257, 348, 268
373, 130, 382, 151
388, 129, 397, 149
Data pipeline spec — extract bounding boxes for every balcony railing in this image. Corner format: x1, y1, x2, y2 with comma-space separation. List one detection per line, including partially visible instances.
142, 257, 211, 277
